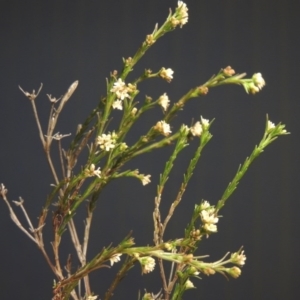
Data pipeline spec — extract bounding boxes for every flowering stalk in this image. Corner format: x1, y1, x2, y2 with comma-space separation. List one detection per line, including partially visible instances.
216, 116, 289, 212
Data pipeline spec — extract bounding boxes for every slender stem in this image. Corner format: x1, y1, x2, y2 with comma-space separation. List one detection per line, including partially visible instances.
158, 258, 168, 295
1, 195, 37, 244
52, 232, 63, 277
30, 100, 46, 147
13, 197, 35, 232
47, 155, 60, 185
67, 219, 92, 297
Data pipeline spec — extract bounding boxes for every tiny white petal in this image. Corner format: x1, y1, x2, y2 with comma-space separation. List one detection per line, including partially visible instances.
110, 253, 122, 266
190, 122, 202, 136
141, 174, 151, 186
158, 93, 170, 111
112, 99, 123, 110
267, 120, 275, 130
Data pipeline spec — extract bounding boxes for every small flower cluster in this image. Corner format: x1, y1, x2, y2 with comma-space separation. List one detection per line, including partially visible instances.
231, 250, 246, 266
138, 256, 156, 274
243, 73, 266, 94
96, 131, 117, 151
190, 117, 210, 137
158, 93, 170, 112
141, 174, 151, 186
267, 119, 288, 136
109, 253, 122, 266
154, 120, 172, 136
171, 1, 189, 28
200, 200, 219, 233
159, 67, 174, 82
110, 78, 136, 110
84, 164, 101, 178
129, 170, 151, 186
223, 66, 236, 76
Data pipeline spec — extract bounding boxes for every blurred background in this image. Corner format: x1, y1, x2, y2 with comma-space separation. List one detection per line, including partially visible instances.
0, 0, 299, 299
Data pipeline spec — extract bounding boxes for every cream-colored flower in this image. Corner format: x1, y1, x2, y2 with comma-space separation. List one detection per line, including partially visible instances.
267, 120, 275, 130
110, 78, 130, 100
200, 210, 219, 224
140, 257, 156, 274
160, 68, 174, 82
97, 132, 117, 151
112, 99, 123, 110
203, 223, 217, 232
252, 73, 265, 90
200, 200, 211, 210
158, 93, 170, 111
184, 279, 195, 289
85, 164, 101, 178
201, 116, 210, 129
190, 121, 202, 136
109, 253, 122, 266
223, 66, 235, 76
141, 174, 151, 186
231, 250, 246, 266
155, 120, 172, 136
177, 1, 189, 27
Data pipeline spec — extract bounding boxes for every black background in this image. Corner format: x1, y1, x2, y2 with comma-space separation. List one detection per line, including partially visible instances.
0, 0, 299, 299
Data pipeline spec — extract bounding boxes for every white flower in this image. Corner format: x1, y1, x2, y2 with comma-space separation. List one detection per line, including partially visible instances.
160, 68, 174, 82
97, 132, 117, 151
177, 1, 189, 27
267, 120, 275, 130
155, 120, 172, 136
110, 78, 130, 100
112, 99, 123, 110
110, 253, 122, 266
231, 250, 246, 266
190, 121, 202, 136
201, 116, 210, 129
140, 257, 156, 274
85, 164, 101, 178
200, 210, 219, 224
158, 93, 170, 111
200, 200, 210, 210
184, 279, 195, 289
252, 73, 265, 90
203, 223, 217, 232
141, 174, 151, 186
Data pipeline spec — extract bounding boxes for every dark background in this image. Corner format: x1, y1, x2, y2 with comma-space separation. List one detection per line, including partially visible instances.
0, 0, 299, 299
